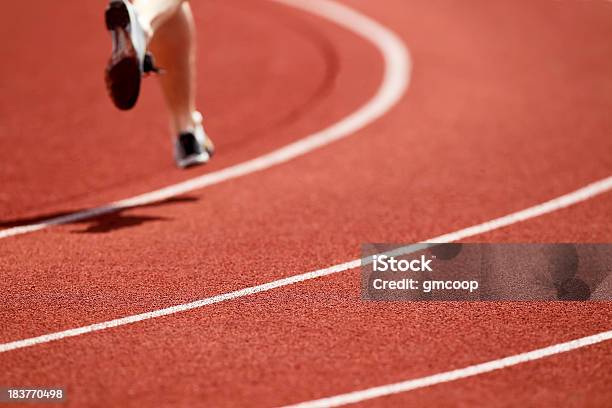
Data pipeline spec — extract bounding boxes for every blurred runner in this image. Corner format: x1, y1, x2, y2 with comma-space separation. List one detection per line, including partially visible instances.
104, 0, 214, 168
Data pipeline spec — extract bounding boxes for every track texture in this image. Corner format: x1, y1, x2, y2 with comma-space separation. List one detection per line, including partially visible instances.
1, 0, 611, 406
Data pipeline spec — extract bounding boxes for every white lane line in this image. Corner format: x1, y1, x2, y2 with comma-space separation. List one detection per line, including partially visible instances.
282, 330, 612, 408
1, 176, 611, 354
0, 0, 411, 240
425, 176, 612, 244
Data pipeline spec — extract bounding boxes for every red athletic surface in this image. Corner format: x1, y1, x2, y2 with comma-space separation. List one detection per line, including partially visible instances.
1, 0, 611, 407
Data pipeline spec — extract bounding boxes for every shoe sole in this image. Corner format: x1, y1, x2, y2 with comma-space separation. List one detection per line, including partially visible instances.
176, 153, 211, 169
105, 0, 141, 110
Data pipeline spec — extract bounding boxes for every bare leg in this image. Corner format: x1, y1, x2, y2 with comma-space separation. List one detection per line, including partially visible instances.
132, 0, 197, 133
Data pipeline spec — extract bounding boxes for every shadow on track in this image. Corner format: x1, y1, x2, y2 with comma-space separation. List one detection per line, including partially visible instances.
0, 196, 199, 234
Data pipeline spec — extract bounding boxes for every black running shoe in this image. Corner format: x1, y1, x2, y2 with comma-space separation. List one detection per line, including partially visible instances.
174, 112, 215, 168
104, 0, 158, 110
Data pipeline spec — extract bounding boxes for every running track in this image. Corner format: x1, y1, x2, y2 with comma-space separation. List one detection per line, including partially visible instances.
1, 0, 611, 406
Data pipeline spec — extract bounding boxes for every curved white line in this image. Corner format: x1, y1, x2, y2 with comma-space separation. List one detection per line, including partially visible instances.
0, 177, 611, 354
1, 1, 610, 396
0, 0, 411, 240
283, 330, 612, 408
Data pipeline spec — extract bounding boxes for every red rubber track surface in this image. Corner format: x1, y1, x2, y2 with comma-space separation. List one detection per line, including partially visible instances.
1, 0, 611, 407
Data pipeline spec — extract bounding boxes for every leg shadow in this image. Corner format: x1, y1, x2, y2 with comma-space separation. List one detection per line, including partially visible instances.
0, 196, 199, 234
